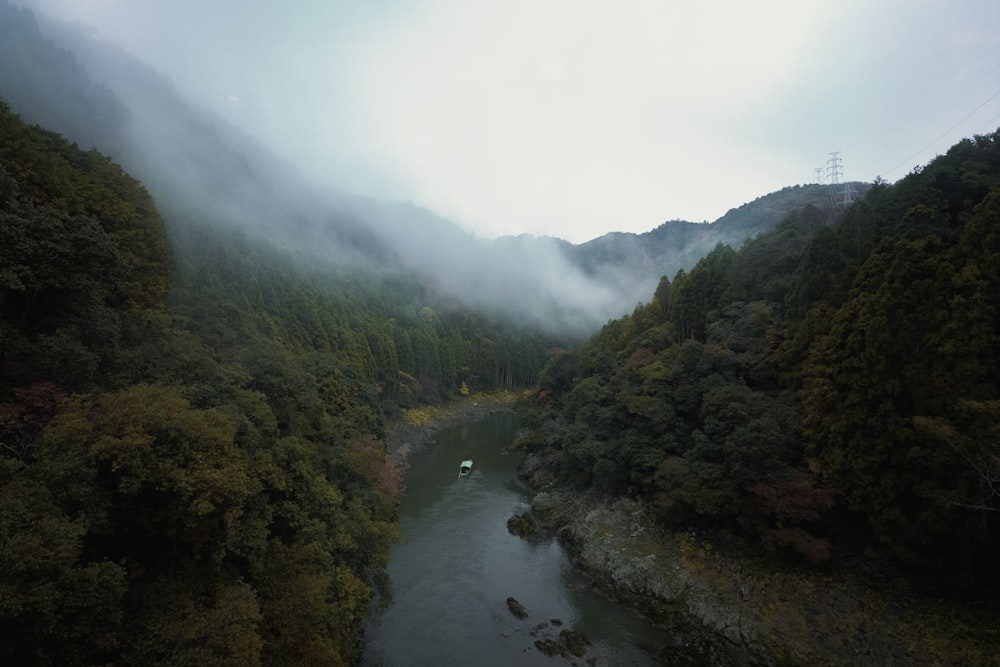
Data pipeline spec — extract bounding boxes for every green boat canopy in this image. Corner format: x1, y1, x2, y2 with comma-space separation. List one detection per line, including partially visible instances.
460, 459, 473, 468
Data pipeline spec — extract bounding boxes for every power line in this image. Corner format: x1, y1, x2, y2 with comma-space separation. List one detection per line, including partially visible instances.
826, 151, 843, 185
881, 86, 1000, 178
840, 181, 857, 207
819, 151, 855, 207
977, 108, 1000, 135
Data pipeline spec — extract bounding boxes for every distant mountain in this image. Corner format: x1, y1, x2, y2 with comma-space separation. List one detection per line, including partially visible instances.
0, 0, 864, 333
559, 182, 870, 310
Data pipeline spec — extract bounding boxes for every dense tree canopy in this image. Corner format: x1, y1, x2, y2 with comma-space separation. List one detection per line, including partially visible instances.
0, 101, 558, 665
519, 129, 1000, 589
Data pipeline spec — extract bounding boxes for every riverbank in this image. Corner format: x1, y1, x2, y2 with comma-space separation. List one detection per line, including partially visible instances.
384, 391, 520, 468
382, 400, 998, 665
369, 406, 670, 666
517, 452, 1000, 666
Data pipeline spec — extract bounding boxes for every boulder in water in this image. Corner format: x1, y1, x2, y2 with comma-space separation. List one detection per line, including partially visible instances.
559, 628, 591, 657
531, 629, 591, 658
506, 596, 529, 619
533, 637, 563, 657
506, 512, 538, 538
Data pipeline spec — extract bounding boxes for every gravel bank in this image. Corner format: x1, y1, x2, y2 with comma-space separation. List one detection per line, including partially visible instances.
384, 394, 517, 468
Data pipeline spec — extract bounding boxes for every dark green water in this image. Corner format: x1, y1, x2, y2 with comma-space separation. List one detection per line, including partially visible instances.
362, 412, 668, 666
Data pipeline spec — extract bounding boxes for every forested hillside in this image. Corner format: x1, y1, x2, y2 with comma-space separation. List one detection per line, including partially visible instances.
563, 182, 870, 303
519, 130, 1000, 599
0, 102, 556, 665
1, 0, 859, 336
0, 2, 623, 333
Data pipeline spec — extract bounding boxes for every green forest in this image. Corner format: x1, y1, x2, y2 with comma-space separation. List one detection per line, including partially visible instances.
519, 129, 1000, 600
3, 51, 1000, 661
0, 101, 558, 666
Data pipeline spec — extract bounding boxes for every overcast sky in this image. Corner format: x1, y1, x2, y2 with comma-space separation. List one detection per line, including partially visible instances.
23, 0, 1000, 242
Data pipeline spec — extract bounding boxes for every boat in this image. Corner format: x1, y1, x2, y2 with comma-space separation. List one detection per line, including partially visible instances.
458, 459, 473, 478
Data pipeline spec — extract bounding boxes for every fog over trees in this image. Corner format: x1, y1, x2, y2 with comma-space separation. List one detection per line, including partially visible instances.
4, 1, 998, 664
1, 1, 855, 335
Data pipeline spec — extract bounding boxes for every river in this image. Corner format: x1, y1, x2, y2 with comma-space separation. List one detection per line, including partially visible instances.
362, 412, 669, 666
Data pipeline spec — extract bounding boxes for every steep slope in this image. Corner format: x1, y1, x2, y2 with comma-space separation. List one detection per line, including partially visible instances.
0, 2, 126, 151
0, 88, 565, 665
0, 94, 402, 667
0, 4, 610, 333
0, 0, 862, 335
514, 130, 1000, 663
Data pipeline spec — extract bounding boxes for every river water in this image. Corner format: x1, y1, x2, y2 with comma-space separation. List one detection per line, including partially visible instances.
362, 412, 669, 666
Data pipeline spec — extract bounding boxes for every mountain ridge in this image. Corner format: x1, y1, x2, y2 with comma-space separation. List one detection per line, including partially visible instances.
0, 0, 865, 332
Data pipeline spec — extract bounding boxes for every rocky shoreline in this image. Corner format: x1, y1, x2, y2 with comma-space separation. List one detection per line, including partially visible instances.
378, 396, 608, 664
516, 451, 997, 667
382, 399, 996, 666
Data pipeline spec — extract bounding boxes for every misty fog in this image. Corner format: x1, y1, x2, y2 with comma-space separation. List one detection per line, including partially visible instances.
3, 3, 667, 335
3, 1, 911, 336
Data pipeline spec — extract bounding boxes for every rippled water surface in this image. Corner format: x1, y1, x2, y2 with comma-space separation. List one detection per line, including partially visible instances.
362, 412, 668, 666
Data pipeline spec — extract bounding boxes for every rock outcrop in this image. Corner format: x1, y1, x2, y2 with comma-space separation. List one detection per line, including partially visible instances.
505, 512, 538, 538
513, 453, 937, 665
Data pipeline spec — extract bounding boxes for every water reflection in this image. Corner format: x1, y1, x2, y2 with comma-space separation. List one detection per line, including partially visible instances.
362, 412, 665, 666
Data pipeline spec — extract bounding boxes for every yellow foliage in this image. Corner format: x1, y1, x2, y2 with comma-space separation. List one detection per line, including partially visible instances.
401, 406, 434, 427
